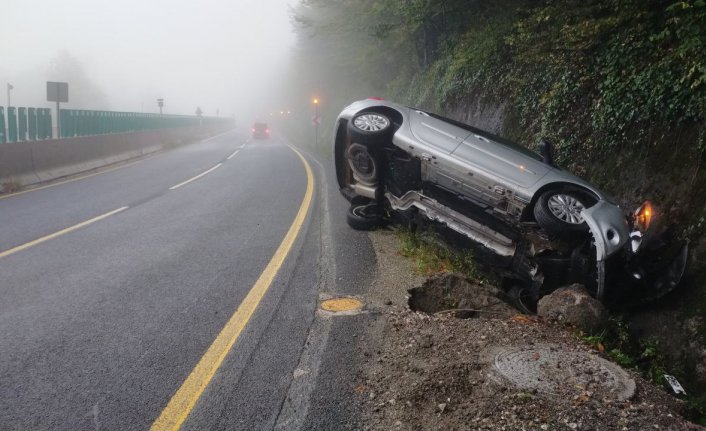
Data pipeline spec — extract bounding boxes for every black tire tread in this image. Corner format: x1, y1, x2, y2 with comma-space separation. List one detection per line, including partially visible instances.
346, 203, 382, 231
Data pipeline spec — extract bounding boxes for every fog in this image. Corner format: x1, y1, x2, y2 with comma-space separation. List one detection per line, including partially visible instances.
0, 0, 298, 121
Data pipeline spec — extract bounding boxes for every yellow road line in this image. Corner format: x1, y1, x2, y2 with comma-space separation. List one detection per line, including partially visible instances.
169, 163, 222, 190
0, 206, 129, 259
226, 150, 239, 160
151, 145, 315, 431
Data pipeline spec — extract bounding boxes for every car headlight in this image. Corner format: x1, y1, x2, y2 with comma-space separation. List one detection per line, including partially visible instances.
633, 201, 653, 232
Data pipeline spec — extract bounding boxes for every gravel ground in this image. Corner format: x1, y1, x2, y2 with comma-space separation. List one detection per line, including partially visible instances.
354, 229, 702, 431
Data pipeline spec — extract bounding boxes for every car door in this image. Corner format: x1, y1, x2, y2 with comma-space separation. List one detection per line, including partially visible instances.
452, 132, 550, 190
408, 109, 471, 154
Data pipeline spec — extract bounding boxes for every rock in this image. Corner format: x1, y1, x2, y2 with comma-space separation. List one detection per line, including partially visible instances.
537, 284, 608, 332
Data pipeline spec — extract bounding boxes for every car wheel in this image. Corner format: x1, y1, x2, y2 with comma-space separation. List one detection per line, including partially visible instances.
534, 189, 594, 234
507, 285, 537, 314
348, 112, 392, 145
346, 143, 377, 183
346, 201, 382, 231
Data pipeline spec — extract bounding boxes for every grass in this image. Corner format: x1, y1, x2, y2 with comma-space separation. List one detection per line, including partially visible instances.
397, 227, 478, 279
578, 316, 667, 378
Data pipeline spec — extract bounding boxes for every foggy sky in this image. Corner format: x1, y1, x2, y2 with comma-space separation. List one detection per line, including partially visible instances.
0, 0, 297, 120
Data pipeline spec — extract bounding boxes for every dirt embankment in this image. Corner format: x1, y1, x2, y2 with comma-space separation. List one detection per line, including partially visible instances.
354, 229, 701, 431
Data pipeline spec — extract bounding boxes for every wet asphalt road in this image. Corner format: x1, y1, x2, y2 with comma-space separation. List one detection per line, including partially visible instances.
0, 129, 378, 430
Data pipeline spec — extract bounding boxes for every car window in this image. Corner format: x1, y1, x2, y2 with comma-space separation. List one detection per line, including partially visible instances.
423, 111, 543, 162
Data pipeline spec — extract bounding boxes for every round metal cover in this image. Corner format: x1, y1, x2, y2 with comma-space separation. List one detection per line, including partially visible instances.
493, 345, 635, 401
320, 297, 364, 313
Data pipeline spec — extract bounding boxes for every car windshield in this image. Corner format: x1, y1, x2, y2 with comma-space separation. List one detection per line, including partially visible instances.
254, 123, 268, 130
424, 111, 543, 162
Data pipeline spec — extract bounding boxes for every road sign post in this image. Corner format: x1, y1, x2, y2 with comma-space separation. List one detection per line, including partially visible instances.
47, 81, 68, 139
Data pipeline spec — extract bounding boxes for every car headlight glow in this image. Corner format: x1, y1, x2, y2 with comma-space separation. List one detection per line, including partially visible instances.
634, 201, 653, 232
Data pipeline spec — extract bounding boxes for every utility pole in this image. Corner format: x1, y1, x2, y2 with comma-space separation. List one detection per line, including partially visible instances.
313, 98, 320, 148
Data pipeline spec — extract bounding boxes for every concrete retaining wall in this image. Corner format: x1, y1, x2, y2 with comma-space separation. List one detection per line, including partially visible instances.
0, 124, 233, 191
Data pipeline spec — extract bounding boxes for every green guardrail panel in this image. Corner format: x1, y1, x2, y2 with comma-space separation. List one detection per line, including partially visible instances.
81, 110, 87, 136
8, 107, 17, 142
41, 108, 48, 139
18, 108, 27, 141
66, 110, 74, 137
0, 106, 232, 140
35, 108, 42, 139
45, 108, 53, 139
28, 108, 36, 140
0, 106, 5, 143
59, 109, 68, 138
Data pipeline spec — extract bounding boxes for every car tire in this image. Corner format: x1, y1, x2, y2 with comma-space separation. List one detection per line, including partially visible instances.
348, 112, 393, 145
346, 201, 382, 230
534, 189, 595, 234
507, 285, 537, 314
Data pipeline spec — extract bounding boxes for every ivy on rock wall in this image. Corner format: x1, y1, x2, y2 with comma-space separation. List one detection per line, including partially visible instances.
292, 0, 706, 162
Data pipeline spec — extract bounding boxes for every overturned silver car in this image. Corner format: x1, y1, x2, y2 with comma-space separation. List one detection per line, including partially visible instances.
334, 99, 688, 309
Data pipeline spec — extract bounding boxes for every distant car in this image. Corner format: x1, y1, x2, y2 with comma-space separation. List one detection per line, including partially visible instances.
252, 122, 270, 139
333, 99, 687, 308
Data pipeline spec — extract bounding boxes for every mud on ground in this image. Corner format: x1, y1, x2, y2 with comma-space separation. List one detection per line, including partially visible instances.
354, 229, 702, 431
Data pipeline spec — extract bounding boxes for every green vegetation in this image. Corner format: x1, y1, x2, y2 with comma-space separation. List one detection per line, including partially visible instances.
580, 317, 669, 380
397, 228, 478, 279
291, 0, 706, 162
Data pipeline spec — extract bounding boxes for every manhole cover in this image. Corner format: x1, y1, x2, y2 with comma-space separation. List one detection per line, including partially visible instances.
320, 297, 364, 313
493, 345, 635, 400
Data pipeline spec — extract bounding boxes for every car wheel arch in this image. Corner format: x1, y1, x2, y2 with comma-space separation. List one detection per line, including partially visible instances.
338, 108, 404, 200
353, 106, 404, 130
349, 107, 404, 145
334, 119, 350, 190
522, 182, 600, 222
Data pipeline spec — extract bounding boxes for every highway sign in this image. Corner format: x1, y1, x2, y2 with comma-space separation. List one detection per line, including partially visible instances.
47, 81, 69, 103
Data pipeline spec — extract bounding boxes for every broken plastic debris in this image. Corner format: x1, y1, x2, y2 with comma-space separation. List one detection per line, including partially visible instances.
664, 374, 686, 395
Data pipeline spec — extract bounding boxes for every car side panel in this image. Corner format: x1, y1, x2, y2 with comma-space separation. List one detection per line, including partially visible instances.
452, 134, 551, 189
408, 110, 470, 154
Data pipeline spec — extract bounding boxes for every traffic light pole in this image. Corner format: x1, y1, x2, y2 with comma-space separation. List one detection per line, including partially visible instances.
314, 102, 318, 148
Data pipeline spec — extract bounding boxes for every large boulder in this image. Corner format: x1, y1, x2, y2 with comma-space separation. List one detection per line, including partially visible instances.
537, 284, 608, 332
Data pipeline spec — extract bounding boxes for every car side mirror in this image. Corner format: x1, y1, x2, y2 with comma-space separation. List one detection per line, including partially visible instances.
538, 138, 556, 167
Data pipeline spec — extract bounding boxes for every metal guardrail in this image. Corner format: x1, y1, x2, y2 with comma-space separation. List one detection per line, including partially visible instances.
0, 106, 231, 143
